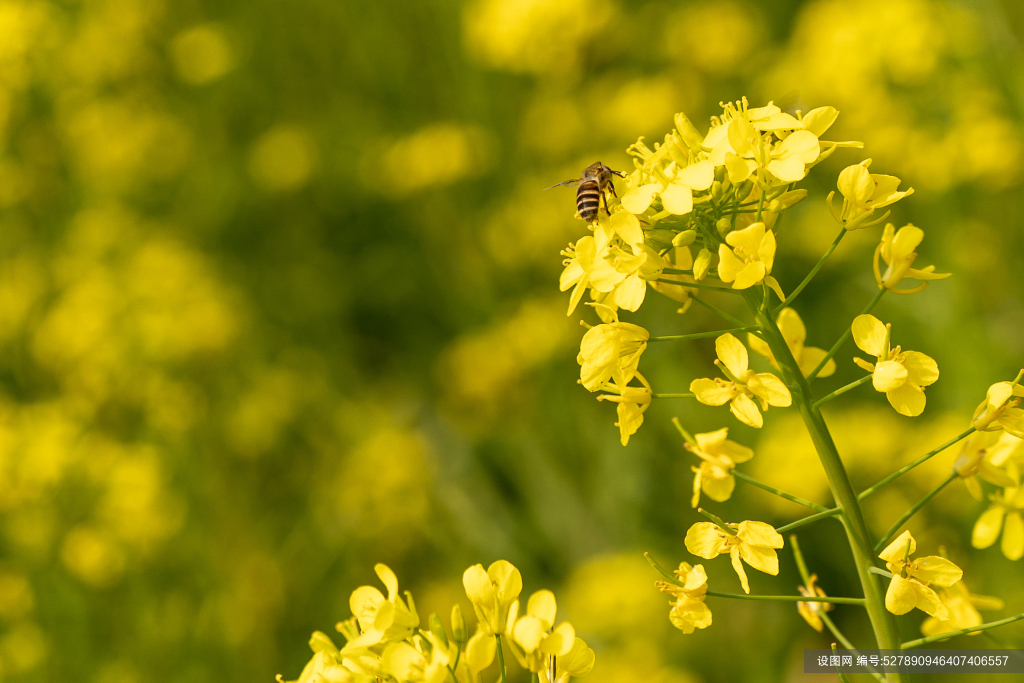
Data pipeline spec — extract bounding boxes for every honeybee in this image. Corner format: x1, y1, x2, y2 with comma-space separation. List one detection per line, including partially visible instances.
545, 162, 626, 223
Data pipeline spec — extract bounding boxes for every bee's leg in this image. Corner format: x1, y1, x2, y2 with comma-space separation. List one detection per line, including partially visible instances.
601, 187, 612, 216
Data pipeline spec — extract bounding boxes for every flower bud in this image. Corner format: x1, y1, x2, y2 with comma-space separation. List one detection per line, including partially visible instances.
674, 112, 704, 151
710, 180, 723, 200
429, 613, 449, 648
672, 229, 697, 247
309, 631, 340, 655
646, 229, 676, 249
693, 248, 712, 281
767, 189, 808, 213
716, 217, 732, 236
451, 604, 468, 645
667, 134, 689, 167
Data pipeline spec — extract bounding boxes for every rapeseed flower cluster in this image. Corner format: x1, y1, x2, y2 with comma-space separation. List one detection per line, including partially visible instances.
557, 98, 926, 442
280, 562, 594, 683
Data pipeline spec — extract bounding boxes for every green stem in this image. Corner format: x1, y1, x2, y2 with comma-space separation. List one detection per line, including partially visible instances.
869, 567, 893, 579
705, 590, 865, 605
743, 288, 904, 681
651, 392, 695, 399
649, 326, 759, 342
775, 228, 847, 313
813, 374, 873, 410
644, 551, 684, 587
733, 470, 829, 511
831, 642, 853, 683
697, 507, 736, 535
775, 507, 842, 534
857, 427, 975, 500
901, 613, 1024, 649
655, 278, 739, 293
690, 295, 749, 327
807, 287, 886, 381
790, 535, 814, 586
874, 473, 958, 553
495, 635, 507, 683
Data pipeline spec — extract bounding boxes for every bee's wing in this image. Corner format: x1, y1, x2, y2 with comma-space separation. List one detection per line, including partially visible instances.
543, 178, 581, 190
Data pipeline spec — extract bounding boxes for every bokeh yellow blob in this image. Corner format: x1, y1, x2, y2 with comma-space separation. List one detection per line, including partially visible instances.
373, 123, 492, 196
249, 125, 318, 192
171, 24, 235, 85
60, 525, 126, 587
463, 0, 613, 75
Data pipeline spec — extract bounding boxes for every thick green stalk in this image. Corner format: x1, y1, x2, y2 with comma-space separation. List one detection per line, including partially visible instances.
743, 289, 903, 682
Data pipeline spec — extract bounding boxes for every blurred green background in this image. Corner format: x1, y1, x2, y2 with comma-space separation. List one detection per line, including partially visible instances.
3, 0, 1024, 681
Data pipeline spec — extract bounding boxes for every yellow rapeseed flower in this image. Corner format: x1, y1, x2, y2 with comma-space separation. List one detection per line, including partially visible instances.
542, 637, 594, 683
953, 431, 1018, 501
972, 486, 1024, 561
685, 520, 784, 594
463, 560, 523, 636
597, 373, 652, 446
690, 333, 792, 428
878, 531, 963, 618
508, 590, 576, 674
831, 159, 914, 230
716, 222, 783, 295
577, 319, 648, 392
920, 578, 1004, 638
748, 308, 835, 378
873, 223, 950, 294
686, 427, 754, 507
382, 631, 451, 683
973, 377, 1024, 437
657, 562, 712, 634
852, 315, 938, 417
344, 564, 420, 651
796, 574, 833, 632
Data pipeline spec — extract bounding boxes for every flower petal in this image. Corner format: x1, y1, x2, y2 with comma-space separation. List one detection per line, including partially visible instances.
885, 575, 918, 615
1002, 512, 1024, 561
971, 507, 1005, 549
730, 547, 751, 594
902, 351, 939, 387
880, 530, 917, 564
887, 383, 927, 417
873, 360, 909, 392
730, 393, 763, 428
716, 333, 749, 378
685, 522, 729, 559
748, 373, 792, 407
691, 378, 735, 406
660, 182, 694, 215
911, 557, 962, 587
852, 314, 887, 357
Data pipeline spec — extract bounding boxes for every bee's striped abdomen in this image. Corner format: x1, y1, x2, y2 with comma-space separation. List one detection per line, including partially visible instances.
576, 180, 602, 222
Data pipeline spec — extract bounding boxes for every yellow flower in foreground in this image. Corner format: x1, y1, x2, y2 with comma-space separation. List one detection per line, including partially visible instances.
852, 315, 938, 417
657, 562, 712, 634
382, 632, 450, 683
717, 222, 782, 296
972, 486, 1024, 561
598, 373, 651, 446
687, 427, 754, 507
832, 159, 913, 230
690, 333, 791, 428
873, 223, 950, 294
463, 560, 522, 635
454, 629, 496, 683
577, 319, 648, 392
278, 649, 370, 683
345, 564, 420, 651
879, 531, 963, 618
509, 590, 576, 674
543, 637, 594, 683
747, 307, 835, 378
685, 520, 783, 594
796, 574, 833, 632
920, 578, 1005, 638
973, 377, 1024, 437
953, 431, 1018, 501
